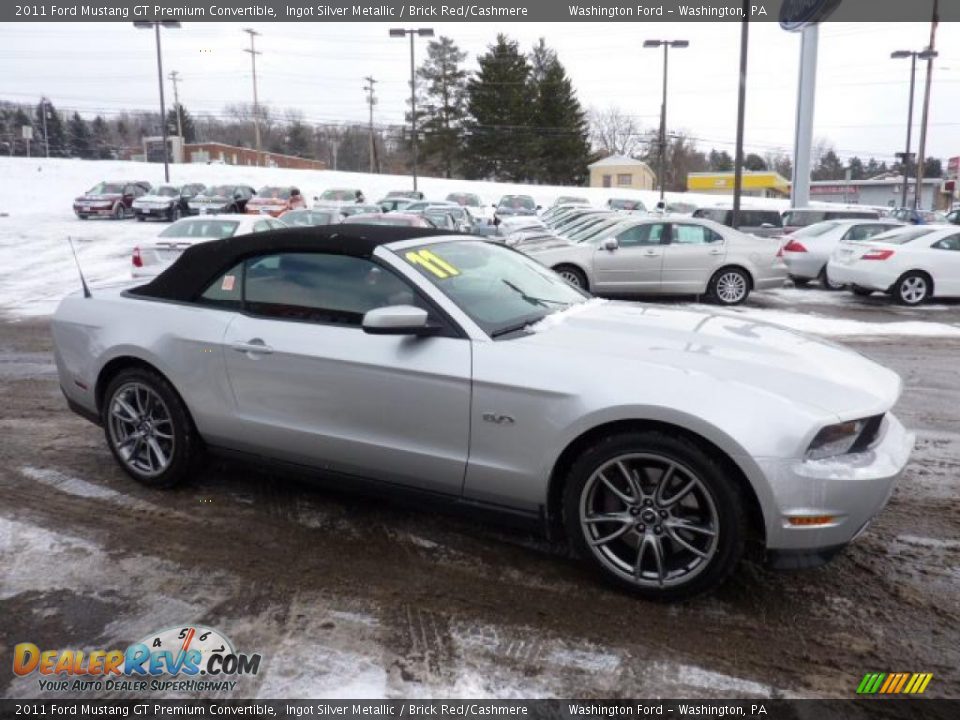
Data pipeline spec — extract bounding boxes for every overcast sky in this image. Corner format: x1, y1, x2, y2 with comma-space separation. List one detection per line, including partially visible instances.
1, 20, 957, 164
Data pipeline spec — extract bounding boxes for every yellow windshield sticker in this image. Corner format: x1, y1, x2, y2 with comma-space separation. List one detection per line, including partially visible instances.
405, 249, 461, 279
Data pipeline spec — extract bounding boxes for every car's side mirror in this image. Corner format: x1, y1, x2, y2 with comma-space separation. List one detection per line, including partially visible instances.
536, 205, 542, 210
603, 237, 619, 251
362, 305, 437, 336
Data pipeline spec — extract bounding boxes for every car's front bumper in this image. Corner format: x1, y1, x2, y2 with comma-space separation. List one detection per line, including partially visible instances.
757, 413, 913, 555
73, 204, 113, 217
826, 260, 898, 292
133, 205, 174, 217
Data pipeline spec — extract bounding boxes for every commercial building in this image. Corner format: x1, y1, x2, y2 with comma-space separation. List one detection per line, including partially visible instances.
133, 137, 326, 171
686, 171, 790, 199
809, 176, 946, 210
588, 155, 656, 191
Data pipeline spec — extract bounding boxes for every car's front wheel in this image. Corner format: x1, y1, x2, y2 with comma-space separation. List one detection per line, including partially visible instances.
708, 267, 751, 305
102, 367, 202, 488
563, 430, 745, 601
894, 271, 932, 305
113, 203, 125, 220
553, 265, 588, 291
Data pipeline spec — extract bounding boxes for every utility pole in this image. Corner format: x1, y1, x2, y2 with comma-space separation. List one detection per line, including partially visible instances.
389, 28, 434, 192
914, 0, 939, 210
731, 1, 749, 230
363, 75, 378, 174
40, 97, 50, 158
242, 28, 262, 167
168, 70, 183, 140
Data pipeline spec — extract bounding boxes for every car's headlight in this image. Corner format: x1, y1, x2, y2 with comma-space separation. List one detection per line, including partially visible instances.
805, 419, 868, 460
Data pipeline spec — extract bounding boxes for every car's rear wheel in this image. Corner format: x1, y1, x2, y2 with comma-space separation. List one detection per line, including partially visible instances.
553, 265, 588, 291
819, 266, 845, 290
895, 271, 931, 305
102, 368, 201, 488
563, 430, 745, 601
708, 267, 750, 305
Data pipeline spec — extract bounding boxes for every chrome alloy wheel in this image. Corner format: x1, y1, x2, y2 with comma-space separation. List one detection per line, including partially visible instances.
715, 271, 748, 304
579, 453, 719, 588
558, 269, 584, 288
899, 275, 928, 304
107, 382, 175, 477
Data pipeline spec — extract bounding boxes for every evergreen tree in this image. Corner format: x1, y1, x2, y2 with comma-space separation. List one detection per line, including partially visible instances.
68, 112, 93, 159
416, 36, 468, 178
923, 157, 942, 178
166, 104, 197, 143
743, 153, 767, 171
528, 39, 591, 185
285, 117, 312, 158
91, 115, 112, 159
847, 156, 865, 180
35, 99, 68, 157
465, 35, 534, 182
708, 149, 733, 172
812, 149, 845, 181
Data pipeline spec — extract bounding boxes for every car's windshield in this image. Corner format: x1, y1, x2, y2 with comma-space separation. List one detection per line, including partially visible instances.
499, 196, 536, 210
257, 186, 293, 200
571, 218, 627, 243
206, 186, 233, 197
154, 186, 179, 197
89, 182, 124, 195
447, 193, 481, 207
869, 227, 937, 245
398, 240, 586, 337
792, 221, 842, 238
159, 219, 240, 239
609, 199, 645, 211
321, 189, 357, 200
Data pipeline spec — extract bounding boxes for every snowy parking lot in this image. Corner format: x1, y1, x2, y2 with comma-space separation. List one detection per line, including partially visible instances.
1, 158, 959, 700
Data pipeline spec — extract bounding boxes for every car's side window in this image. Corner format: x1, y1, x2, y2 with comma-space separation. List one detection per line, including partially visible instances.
671, 224, 716, 245
932, 234, 960, 251
243, 253, 421, 326
253, 220, 272, 233
616, 223, 666, 247
199, 262, 244, 308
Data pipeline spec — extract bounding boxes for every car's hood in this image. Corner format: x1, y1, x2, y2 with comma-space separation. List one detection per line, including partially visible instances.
248, 197, 285, 205
76, 193, 121, 201
137, 194, 176, 203
519, 235, 575, 251
192, 195, 229, 203
517, 300, 901, 419
497, 207, 537, 216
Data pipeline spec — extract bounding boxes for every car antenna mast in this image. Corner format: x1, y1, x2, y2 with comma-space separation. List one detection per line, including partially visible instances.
67, 237, 92, 298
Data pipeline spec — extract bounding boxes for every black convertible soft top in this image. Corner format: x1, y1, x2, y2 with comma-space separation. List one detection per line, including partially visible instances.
130, 224, 452, 302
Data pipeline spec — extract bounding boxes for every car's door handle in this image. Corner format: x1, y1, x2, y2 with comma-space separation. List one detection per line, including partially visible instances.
643, 250, 661, 257
231, 339, 273, 355
708, 249, 724, 255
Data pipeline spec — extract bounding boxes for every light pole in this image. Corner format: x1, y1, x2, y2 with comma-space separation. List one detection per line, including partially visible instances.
242, 28, 262, 167
134, 21, 181, 183
644, 39, 689, 203
891, 48, 936, 208
390, 27, 434, 192
39, 97, 51, 158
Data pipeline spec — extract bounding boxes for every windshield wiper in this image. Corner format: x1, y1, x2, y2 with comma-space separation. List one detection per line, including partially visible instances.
490, 320, 538, 338
501, 279, 569, 308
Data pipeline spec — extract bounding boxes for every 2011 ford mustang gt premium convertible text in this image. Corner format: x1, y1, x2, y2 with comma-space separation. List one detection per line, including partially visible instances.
51, 226, 914, 601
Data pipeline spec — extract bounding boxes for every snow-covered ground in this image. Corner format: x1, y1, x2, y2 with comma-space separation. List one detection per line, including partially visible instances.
1, 156, 958, 338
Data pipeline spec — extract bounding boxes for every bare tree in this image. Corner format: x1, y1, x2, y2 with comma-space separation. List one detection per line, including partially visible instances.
588, 106, 646, 157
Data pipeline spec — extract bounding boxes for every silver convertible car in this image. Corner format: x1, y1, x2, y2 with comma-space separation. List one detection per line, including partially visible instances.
52, 226, 913, 600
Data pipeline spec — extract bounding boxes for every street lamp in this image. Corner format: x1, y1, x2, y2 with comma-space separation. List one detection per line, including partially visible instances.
644, 39, 688, 203
134, 20, 181, 183
891, 48, 937, 208
389, 27, 434, 192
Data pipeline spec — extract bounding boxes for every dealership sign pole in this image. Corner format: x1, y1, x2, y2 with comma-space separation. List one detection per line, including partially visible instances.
781, 0, 842, 209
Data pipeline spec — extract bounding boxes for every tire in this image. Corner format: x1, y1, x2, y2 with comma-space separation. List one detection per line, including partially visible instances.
562, 430, 745, 602
819, 266, 845, 291
553, 265, 588, 291
894, 271, 932, 305
170, 205, 182, 222
101, 367, 202, 488
77, 215, 88, 220
113, 203, 125, 220
708, 267, 751, 305
135, 215, 145, 222
851, 285, 874, 297
789, 275, 810, 287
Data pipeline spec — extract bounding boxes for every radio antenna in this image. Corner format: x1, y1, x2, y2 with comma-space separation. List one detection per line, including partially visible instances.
67, 237, 92, 298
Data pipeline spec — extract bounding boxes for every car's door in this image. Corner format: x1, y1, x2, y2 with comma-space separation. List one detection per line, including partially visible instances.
591, 222, 668, 293
929, 232, 960, 296
219, 251, 471, 495
660, 223, 727, 293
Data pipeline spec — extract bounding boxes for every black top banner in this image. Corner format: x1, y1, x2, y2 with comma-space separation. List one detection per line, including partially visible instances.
5, 0, 959, 24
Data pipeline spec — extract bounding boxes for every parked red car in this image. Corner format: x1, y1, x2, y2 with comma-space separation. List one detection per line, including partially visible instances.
245, 186, 307, 217
73, 181, 150, 220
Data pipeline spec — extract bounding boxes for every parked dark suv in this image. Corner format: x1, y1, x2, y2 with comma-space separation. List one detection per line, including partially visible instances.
73, 181, 150, 220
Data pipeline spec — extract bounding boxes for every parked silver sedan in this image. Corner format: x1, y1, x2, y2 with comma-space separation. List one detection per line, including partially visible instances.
524, 217, 787, 304
52, 226, 912, 601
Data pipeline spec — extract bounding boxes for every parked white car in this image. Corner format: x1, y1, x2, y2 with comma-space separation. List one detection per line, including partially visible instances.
131, 214, 286, 278
782, 219, 904, 288
525, 217, 787, 305
827, 225, 960, 304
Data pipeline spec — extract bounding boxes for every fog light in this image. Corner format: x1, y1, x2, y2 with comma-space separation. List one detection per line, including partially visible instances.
787, 515, 837, 527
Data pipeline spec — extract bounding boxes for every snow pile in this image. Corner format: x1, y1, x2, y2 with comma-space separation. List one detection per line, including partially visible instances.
718, 306, 960, 338
530, 298, 608, 333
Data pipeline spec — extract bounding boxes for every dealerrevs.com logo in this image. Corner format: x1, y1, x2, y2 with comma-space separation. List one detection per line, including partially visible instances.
13, 626, 262, 693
